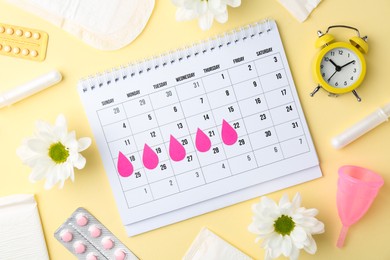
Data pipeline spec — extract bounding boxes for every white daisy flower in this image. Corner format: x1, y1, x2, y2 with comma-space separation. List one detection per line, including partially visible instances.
172, 0, 241, 30
248, 193, 325, 260
16, 114, 91, 190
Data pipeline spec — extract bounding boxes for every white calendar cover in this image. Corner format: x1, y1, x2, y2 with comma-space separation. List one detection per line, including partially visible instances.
78, 20, 322, 236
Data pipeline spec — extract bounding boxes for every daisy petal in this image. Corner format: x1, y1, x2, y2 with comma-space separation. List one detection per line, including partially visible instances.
78, 137, 92, 152
209, 0, 226, 13
55, 114, 68, 134
35, 120, 53, 135
302, 208, 319, 217
257, 221, 275, 235
69, 166, 75, 182
176, 7, 198, 21
172, 0, 240, 30
311, 221, 325, 234
73, 154, 86, 170
44, 167, 58, 190
291, 226, 307, 244
290, 245, 300, 260
198, 12, 214, 31
269, 233, 283, 249
261, 196, 278, 209
248, 222, 260, 234
197, 1, 208, 14
57, 164, 71, 188
304, 235, 317, 254
26, 139, 48, 154
224, 0, 241, 7
291, 192, 301, 210
279, 193, 290, 207
171, 0, 186, 6
264, 249, 273, 260
59, 180, 65, 189
295, 216, 319, 227
214, 10, 228, 23
281, 235, 293, 257
269, 245, 282, 259
64, 132, 78, 150
29, 164, 49, 182
17, 142, 40, 166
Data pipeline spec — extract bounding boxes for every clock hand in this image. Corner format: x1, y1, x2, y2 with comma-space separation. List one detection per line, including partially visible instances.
327, 60, 356, 83
327, 70, 337, 82
329, 59, 341, 71
329, 59, 338, 67
340, 60, 356, 69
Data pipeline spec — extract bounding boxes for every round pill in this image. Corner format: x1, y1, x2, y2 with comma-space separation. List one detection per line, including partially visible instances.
101, 236, 114, 250
22, 49, 29, 56
76, 213, 89, 226
6, 28, 14, 35
24, 31, 32, 38
0, 26, 5, 33
60, 229, 73, 242
16, 29, 23, 36
88, 225, 102, 238
73, 241, 86, 254
4, 45, 11, 52
86, 252, 98, 260
13, 47, 20, 54
33, 32, 41, 39
30, 50, 38, 57
114, 249, 127, 260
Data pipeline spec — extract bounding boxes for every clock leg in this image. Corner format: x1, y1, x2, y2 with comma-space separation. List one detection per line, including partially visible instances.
310, 85, 321, 97
352, 90, 362, 102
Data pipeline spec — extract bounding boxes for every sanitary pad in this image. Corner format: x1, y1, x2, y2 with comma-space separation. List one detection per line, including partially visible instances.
7, 0, 155, 50
277, 0, 321, 22
0, 194, 49, 260
183, 228, 252, 260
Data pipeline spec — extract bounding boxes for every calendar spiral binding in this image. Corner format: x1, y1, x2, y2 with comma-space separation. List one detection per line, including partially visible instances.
80, 19, 273, 93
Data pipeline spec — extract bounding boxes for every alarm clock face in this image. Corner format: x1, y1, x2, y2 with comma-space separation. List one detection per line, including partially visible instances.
320, 47, 362, 89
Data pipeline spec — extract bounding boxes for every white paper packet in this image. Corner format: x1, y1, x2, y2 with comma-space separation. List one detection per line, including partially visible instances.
7, 0, 155, 50
0, 194, 49, 260
183, 227, 252, 260
277, 0, 321, 22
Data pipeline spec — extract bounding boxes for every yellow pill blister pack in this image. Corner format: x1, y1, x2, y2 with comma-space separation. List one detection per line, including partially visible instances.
0, 23, 48, 61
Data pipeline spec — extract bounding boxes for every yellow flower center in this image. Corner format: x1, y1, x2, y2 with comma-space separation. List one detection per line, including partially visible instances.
48, 142, 69, 164
274, 215, 295, 236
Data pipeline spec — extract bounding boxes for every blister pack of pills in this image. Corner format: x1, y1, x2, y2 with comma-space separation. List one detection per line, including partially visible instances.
54, 207, 138, 260
0, 22, 48, 61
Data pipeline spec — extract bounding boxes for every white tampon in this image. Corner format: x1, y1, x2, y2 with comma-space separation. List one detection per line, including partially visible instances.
332, 102, 390, 149
0, 70, 62, 109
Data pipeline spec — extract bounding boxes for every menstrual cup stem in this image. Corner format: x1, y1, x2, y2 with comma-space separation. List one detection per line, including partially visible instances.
337, 226, 349, 248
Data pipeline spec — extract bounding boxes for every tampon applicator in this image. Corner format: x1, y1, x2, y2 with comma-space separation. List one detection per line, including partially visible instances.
332, 101, 390, 149
0, 70, 62, 109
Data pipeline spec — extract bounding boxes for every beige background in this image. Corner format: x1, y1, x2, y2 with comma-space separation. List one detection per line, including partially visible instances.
1, 0, 389, 259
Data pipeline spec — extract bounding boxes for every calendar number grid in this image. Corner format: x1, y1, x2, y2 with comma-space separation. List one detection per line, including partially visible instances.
96, 52, 311, 209
249, 55, 286, 160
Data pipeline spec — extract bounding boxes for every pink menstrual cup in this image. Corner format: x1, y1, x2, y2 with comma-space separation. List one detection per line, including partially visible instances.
336, 165, 384, 248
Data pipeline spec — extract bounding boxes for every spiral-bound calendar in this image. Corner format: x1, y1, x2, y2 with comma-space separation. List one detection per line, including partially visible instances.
78, 20, 322, 236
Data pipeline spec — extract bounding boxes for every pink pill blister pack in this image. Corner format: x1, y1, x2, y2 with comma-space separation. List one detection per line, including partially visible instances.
54, 207, 138, 260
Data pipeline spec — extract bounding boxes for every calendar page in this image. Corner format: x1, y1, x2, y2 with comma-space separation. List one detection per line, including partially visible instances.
78, 20, 322, 236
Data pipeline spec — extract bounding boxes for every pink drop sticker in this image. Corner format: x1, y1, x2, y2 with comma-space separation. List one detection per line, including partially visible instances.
221, 119, 238, 145
195, 128, 211, 152
117, 152, 134, 177
142, 144, 159, 170
169, 135, 186, 161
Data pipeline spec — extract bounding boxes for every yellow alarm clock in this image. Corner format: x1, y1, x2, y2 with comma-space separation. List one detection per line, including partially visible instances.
310, 25, 368, 102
